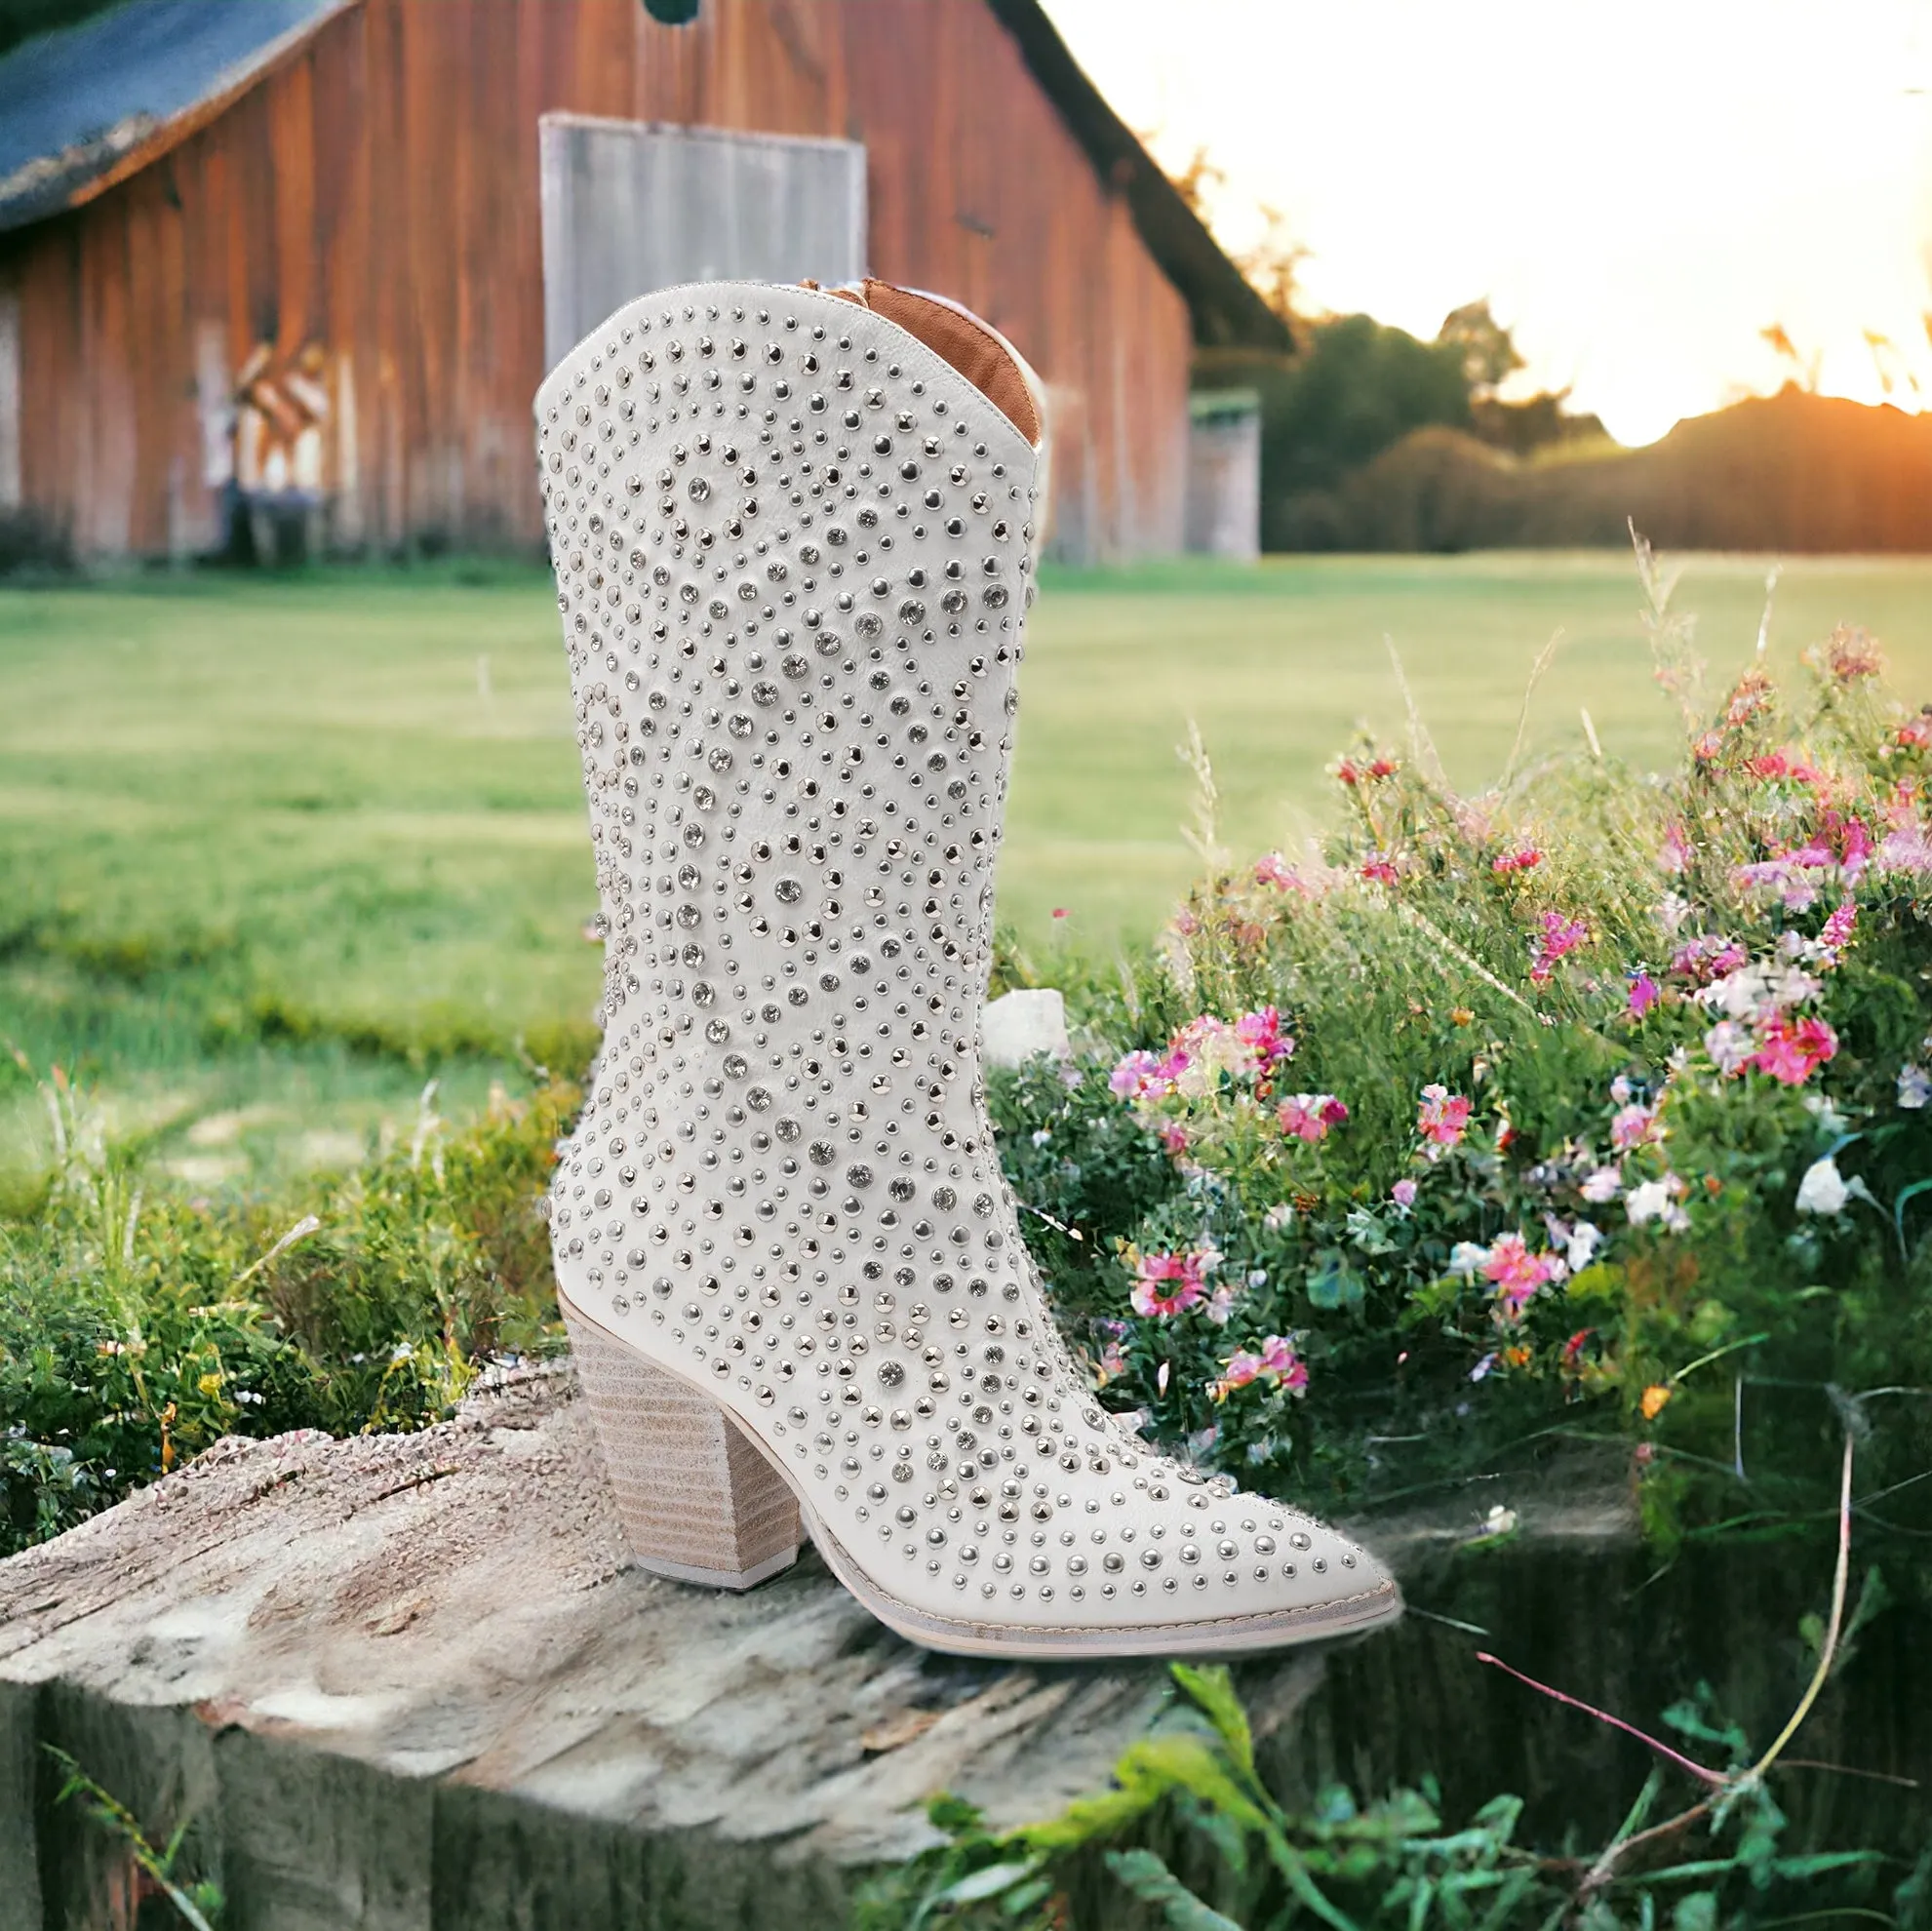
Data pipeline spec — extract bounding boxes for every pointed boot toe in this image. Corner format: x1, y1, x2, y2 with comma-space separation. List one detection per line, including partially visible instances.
536, 280, 1400, 1659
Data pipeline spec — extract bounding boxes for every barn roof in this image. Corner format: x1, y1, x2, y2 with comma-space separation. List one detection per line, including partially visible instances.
0, 0, 352, 234
0, 0, 1289, 351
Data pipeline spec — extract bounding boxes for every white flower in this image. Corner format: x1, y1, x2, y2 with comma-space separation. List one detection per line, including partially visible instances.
1263, 1202, 1295, 1232
1566, 1220, 1603, 1272
1579, 1166, 1623, 1203
1447, 1241, 1490, 1280
1626, 1175, 1688, 1231
1700, 964, 1820, 1018
1899, 1065, 1932, 1111
1795, 1155, 1855, 1216
1030, 1127, 1052, 1147
390, 1341, 415, 1364
1704, 1020, 1755, 1076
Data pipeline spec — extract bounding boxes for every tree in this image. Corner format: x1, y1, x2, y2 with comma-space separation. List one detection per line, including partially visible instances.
1436, 298, 1524, 398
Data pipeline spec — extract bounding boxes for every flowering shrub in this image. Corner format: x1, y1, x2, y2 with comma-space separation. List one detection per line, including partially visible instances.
995, 555, 1932, 1537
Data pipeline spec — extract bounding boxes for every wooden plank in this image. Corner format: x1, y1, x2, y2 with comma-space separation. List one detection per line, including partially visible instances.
5, 0, 1198, 561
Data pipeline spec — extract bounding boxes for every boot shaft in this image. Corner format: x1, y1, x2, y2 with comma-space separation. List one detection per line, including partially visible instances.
537, 283, 1044, 1320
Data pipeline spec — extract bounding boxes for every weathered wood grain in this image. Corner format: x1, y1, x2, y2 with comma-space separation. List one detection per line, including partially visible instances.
1, 0, 1194, 565
2, 1366, 1922, 1929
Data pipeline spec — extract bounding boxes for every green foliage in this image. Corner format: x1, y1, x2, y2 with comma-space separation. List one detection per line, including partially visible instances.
988, 562, 1932, 1540
855, 1664, 1903, 1929
46, 1746, 223, 1931
1220, 314, 1473, 530
0, 1059, 576, 1554
0, 0, 117, 59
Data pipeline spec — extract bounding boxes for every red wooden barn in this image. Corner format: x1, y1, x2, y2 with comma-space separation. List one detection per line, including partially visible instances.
0, 0, 1285, 566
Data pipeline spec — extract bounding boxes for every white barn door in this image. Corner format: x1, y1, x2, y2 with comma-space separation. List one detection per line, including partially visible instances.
538, 115, 868, 371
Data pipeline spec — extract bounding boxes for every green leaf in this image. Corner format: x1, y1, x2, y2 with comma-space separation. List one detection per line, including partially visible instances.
1259, 1825, 1362, 1931
1170, 1663, 1256, 1775
1307, 1250, 1364, 1311
1670, 1894, 1717, 1931
934, 1860, 1042, 1906
1102, 1849, 1246, 1931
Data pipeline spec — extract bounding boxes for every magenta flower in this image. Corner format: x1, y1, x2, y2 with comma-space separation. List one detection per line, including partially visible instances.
1491, 847, 1543, 875
1131, 1249, 1214, 1319
1392, 1177, 1419, 1209
1749, 1013, 1838, 1086
1670, 935, 1747, 985
1253, 852, 1307, 892
1628, 971, 1661, 1018
1277, 1092, 1348, 1142
1821, 898, 1857, 952
1109, 1049, 1164, 1100
1417, 1084, 1473, 1154
1610, 1102, 1662, 1152
1360, 854, 1400, 887
1529, 911, 1590, 985
1234, 1005, 1295, 1072
1482, 1233, 1558, 1323
1215, 1351, 1264, 1397
1216, 1334, 1309, 1400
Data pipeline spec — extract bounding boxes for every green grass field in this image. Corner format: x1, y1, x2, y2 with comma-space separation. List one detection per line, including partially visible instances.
7, 549, 1931, 1184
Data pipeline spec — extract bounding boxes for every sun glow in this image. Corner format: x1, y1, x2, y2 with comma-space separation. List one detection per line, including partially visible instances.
1043, 0, 1932, 447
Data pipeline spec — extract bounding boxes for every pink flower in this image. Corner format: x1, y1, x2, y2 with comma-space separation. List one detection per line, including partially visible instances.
1211, 1332, 1309, 1400
1234, 1005, 1295, 1072
1155, 1120, 1191, 1158
1898, 716, 1932, 751
1670, 935, 1747, 985
1610, 1102, 1663, 1152
1482, 1233, 1558, 1323
1109, 1049, 1164, 1101
1491, 847, 1543, 875
1660, 823, 1693, 874
1877, 825, 1932, 874
1131, 1249, 1214, 1319
1417, 1084, 1472, 1153
1051, 907, 1069, 920
1749, 1013, 1838, 1086
1214, 1350, 1264, 1396
1821, 899, 1857, 952
1360, 854, 1400, 887
1628, 971, 1661, 1017
1253, 852, 1308, 892
1529, 911, 1590, 985
1258, 1334, 1310, 1394
1392, 1178, 1419, 1209
1278, 1092, 1348, 1142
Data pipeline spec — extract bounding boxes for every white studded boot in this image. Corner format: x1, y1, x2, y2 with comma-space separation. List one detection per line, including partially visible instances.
535, 280, 1400, 1658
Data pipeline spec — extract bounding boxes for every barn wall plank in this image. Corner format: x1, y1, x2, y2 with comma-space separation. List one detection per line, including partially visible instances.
0, 0, 1191, 562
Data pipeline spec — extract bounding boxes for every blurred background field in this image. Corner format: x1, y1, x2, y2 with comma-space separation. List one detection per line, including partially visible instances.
7, 551, 1932, 1188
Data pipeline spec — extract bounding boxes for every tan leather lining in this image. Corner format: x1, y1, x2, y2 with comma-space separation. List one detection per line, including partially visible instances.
819, 279, 1039, 446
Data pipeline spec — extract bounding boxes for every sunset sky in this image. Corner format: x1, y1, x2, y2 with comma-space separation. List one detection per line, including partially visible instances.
1043, 0, 1932, 447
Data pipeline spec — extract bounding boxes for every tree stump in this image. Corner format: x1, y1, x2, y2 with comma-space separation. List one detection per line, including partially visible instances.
2, 1369, 1922, 1929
